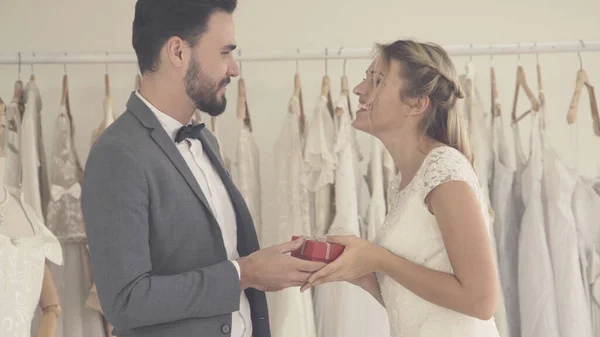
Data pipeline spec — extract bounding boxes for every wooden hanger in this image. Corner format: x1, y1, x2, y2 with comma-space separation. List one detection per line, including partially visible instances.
236, 78, 252, 131
104, 73, 110, 97
61, 74, 68, 106
12, 80, 23, 103
567, 68, 600, 136
292, 73, 306, 135
511, 66, 541, 124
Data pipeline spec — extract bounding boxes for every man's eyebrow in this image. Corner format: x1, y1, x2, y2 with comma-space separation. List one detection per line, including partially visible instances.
222, 44, 237, 52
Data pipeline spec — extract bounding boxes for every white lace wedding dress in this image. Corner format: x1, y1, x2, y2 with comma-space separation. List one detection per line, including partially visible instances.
375, 146, 500, 337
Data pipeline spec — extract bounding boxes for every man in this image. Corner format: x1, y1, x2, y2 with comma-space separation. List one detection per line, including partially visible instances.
81, 1, 326, 336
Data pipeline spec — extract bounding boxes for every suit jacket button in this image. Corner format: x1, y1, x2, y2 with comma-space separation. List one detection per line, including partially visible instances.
221, 324, 231, 334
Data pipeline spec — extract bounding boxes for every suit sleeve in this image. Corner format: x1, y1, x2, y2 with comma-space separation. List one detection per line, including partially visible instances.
81, 140, 241, 330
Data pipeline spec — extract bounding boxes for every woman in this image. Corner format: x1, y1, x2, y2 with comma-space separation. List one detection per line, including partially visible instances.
302, 40, 501, 337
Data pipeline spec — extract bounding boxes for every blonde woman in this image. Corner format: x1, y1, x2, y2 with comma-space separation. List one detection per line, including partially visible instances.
303, 40, 501, 337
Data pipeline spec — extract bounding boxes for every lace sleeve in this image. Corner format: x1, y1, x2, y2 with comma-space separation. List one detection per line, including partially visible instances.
419, 147, 480, 202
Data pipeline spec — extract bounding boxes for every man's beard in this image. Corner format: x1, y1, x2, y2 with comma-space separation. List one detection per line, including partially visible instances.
184, 58, 230, 117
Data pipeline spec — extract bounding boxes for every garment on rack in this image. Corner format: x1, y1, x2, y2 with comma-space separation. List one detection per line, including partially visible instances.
46, 103, 105, 337
514, 113, 560, 337
0, 193, 63, 337
269, 95, 317, 337
91, 95, 115, 145
4, 101, 22, 197
303, 95, 336, 237
233, 122, 262, 242
572, 177, 600, 336
314, 93, 389, 337
491, 113, 521, 337
543, 145, 593, 337
375, 146, 499, 337
21, 80, 49, 221
459, 63, 493, 204
382, 147, 395, 208
87, 93, 117, 337
460, 66, 509, 337
208, 116, 232, 173
364, 139, 386, 241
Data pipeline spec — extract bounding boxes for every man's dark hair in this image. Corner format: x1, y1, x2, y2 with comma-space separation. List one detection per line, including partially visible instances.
132, 0, 237, 74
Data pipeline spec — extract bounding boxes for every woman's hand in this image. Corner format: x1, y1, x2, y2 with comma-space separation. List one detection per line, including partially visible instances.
300, 235, 383, 292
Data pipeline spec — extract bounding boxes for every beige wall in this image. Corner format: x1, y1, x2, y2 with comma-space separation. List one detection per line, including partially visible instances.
1, 0, 600, 243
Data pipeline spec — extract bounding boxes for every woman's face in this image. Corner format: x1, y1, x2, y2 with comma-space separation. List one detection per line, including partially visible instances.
352, 58, 420, 137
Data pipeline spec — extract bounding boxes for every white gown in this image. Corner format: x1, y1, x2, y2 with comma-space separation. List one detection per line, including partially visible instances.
269, 95, 317, 337
4, 100, 22, 197
513, 113, 560, 337
304, 94, 337, 337
0, 190, 63, 337
365, 139, 387, 242
233, 122, 262, 241
572, 177, 600, 336
543, 145, 593, 337
315, 95, 390, 337
491, 114, 521, 337
21, 80, 49, 221
460, 64, 508, 337
375, 146, 500, 337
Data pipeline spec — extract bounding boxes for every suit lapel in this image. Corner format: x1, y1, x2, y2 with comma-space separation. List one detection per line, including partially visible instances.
149, 129, 217, 222
198, 130, 260, 255
126, 92, 217, 222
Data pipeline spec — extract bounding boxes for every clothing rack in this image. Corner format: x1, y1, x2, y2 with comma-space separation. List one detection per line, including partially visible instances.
0, 41, 599, 65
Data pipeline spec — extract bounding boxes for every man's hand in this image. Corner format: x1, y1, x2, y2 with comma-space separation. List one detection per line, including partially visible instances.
237, 238, 326, 292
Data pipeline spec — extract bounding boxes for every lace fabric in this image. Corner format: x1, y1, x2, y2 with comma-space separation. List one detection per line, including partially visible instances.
0, 195, 62, 337
46, 104, 86, 242
375, 146, 500, 337
233, 123, 262, 240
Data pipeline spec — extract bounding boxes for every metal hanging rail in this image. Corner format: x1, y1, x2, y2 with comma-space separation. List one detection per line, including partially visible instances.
0, 41, 598, 65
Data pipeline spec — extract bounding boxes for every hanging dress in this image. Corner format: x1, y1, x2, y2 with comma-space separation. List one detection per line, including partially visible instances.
303, 93, 337, 337
233, 96, 262, 242
303, 95, 336, 237
460, 64, 509, 337
365, 139, 386, 241
319, 93, 390, 337
572, 177, 600, 336
86, 94, 117, 337
0, 189, 63, 337
269, 95, 317, 337
514, 112, 560, 337
21, 80, 50, 221
46, 102, 105, 337
5, 95, 23, 198
382, 147, 395, 209
543, 144, 594, 337
491, 112, 521, 337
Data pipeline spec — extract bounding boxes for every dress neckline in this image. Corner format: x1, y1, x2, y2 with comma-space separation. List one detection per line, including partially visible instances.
390, 145, 450, 195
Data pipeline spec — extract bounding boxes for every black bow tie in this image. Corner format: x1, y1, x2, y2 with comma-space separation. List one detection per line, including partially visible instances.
174, 123, 206, 143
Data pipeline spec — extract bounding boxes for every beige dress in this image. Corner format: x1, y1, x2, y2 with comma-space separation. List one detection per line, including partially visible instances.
46, 103, 105, 337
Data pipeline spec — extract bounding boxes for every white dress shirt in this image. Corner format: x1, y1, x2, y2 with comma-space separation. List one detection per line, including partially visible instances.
136, 91, 252, 337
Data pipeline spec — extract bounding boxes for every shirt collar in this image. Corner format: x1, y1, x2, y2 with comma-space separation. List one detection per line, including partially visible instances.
135, 90, 191, 142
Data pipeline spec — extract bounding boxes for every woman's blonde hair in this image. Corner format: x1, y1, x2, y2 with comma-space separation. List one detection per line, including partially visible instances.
374, 40, 473, 164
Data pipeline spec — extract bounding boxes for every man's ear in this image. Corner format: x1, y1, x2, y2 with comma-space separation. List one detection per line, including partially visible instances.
164, 37, 188, 69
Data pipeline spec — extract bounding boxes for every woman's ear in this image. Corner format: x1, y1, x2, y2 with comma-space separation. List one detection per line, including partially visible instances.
411, 95, 430, 116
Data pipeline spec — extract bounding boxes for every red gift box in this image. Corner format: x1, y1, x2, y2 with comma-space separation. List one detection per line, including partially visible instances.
290, 236, 345, 263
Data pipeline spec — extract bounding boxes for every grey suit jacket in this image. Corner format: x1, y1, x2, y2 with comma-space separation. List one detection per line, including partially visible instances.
81, 92, 270, 337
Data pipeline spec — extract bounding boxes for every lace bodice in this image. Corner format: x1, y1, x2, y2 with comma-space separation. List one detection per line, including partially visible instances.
375, 146, 499, 337
46, 104, 85, 241
0, 193, 63, 337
